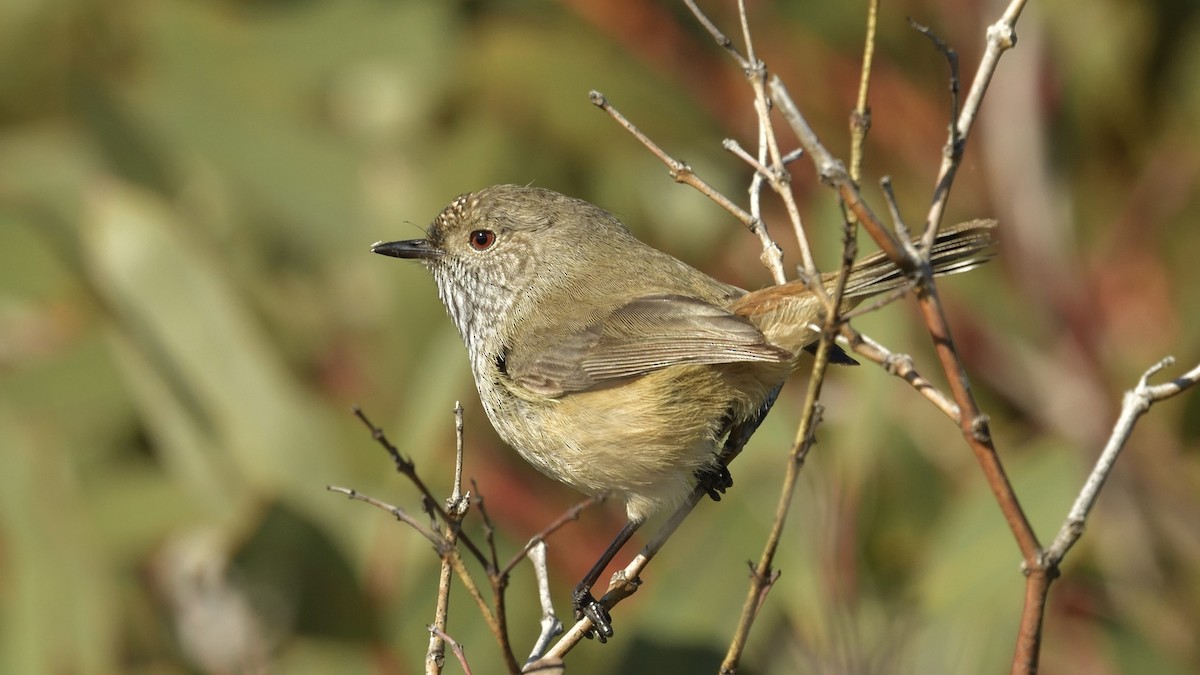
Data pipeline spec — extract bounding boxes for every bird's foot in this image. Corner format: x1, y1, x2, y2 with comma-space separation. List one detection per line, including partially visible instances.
572, 587, 613, 642
695, 462, 733, 502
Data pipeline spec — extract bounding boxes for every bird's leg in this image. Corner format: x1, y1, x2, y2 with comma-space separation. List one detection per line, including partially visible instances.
573, 518, 642, 642
720, 385, 782, 465
574, 388, 783, 642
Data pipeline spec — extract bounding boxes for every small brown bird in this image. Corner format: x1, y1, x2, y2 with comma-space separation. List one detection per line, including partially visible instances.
373, 185, 996, 638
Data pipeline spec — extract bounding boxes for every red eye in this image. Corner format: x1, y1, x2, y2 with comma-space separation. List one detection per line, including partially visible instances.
469, 229, 496, 251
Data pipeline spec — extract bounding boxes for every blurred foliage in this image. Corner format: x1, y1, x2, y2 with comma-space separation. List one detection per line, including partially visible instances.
1, 0, 1199, 673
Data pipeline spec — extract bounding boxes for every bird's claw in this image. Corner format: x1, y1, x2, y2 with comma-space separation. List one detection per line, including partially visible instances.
573, 589, 613, 642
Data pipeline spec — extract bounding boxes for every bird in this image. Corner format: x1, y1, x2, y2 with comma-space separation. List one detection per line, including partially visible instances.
372, 184, 997, 639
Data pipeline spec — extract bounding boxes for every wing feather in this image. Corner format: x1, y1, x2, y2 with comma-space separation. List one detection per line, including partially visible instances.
506, 294, 789, 397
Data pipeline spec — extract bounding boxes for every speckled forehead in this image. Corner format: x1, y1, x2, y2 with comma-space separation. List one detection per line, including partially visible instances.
433, 192, 476, 231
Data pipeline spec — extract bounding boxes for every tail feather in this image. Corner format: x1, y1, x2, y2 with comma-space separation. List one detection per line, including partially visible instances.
731, 219, 997, 357
839, 219, 998, 298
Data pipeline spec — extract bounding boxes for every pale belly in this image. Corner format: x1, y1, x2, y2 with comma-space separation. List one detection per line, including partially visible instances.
475, 362, 788, 521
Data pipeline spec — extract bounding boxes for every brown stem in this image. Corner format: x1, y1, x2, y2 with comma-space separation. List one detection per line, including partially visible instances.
720, 211, 858, 673
588, 90, 788, 284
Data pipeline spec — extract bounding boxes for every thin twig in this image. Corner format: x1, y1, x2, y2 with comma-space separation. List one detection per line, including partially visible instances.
448, 402, 469, 513
1013, 359, 1200, 675
684, 0, 815, 284
327, 486, 444, 548
922, 0, 1028, 248
870, 6, 1043, 672
429, 626, 472, 675
913, 281, 1041, 550
499, 496, 600, 580
721, 202, 859, 673
683, 0, 749, 68
879, 176, 914, 247
730, 0, 820, 279
1045, 357, 1200, 564
908, 18, 962, 252
724, 138, 773, 179
849, 0, 880, 183
440, 549, 519, 672
589, 90, 788, 284
428, 402, 472, 675
904, 7, 1041, 672
427, 561, 454, 675
841, 328, 961, 422
351, 406, 489, 567
769, 76, 914, 274
472, 480, 501, 574
524, 540, 563, 665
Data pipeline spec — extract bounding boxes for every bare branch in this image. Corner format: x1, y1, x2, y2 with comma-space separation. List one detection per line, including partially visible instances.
721, 190, 862, 672
1045, 358, 1200, 564
500, 496, 599, 580
849, 0, 880, 182
523, 541, 563, 665
351, 406, 490, 567
429, 402, 473, 675
841, 328, 961, 422
683, 0, 749, 68
923, 0, 1027, 244
685, 0, 822, 283
428, 626, 472, 675
440, 550, 514, 671
768, 76, 914, 274
472, 480, 502, 575
590, 89, 788, 284
908, 18, 963, 251
427, 560, 454, 675
879, 176, 914, 247
447, 401, 469, 514
327, 486, 444, 548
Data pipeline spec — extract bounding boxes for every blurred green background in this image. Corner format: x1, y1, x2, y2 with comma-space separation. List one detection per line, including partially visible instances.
2, 1, 1199, 673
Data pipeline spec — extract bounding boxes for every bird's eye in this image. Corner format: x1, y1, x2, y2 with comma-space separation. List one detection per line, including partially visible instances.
469, 229, 496, 251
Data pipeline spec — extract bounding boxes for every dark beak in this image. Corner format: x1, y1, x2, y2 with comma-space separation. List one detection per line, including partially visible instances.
371, 239, 440, 260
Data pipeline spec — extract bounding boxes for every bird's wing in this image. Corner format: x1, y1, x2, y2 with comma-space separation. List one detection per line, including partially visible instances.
504, 294, 790, 397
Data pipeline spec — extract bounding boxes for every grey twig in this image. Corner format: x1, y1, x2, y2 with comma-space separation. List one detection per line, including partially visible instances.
589, 90, 788, 284
879, 176, 913, 248
922, 0, 1027, 247
427, 562, 454, 675
351, 406, 489, 567
841, 328, 961, 422
428, 625, 472, 675
523, 541, 563, 665
1045, 358, 1200, 564
768, 75, 913, 274
326, 486, 444, 549
429, 402, 472, 675
683, 0, 749, 69
446, 401, 470, 516
500, 496, 599, 580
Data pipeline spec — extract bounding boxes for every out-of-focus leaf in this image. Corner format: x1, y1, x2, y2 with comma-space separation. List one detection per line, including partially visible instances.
121, 0, 457, 248
80, 178, 355, 538
0, 407, 119, 675
911, 446, 1081, 671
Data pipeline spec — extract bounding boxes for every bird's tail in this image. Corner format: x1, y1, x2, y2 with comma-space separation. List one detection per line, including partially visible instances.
840, 219, 999, 298
730, 219, 998, 358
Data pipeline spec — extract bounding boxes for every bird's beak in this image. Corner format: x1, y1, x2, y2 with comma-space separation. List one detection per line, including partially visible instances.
371, 239, 440, 260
